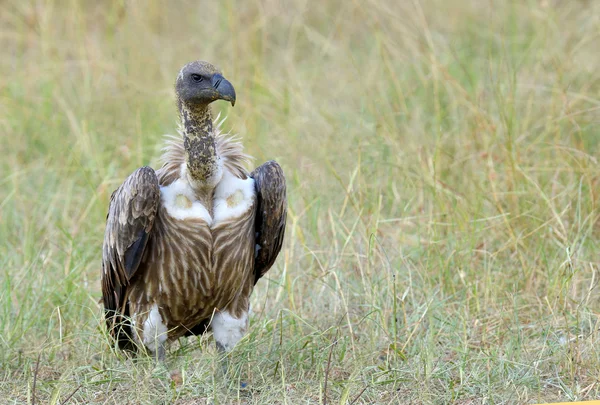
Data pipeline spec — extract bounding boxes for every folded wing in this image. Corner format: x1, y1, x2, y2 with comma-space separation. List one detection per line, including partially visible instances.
250, 161, 287, 284
101, 166, 160, 349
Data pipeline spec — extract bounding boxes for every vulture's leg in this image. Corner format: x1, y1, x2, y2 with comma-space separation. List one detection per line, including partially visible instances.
141, 304, 169, 363
212, 310, 248, 382
155, 343, 166, 363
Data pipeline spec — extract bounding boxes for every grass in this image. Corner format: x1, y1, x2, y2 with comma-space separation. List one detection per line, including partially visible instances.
1, 0, 600, 403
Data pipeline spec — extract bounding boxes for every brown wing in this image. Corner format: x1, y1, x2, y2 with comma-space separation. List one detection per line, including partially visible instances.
250, 160, 287, 284
101, 166, 160, 349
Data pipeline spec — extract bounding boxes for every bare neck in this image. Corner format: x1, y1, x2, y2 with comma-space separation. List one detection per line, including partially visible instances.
178, 100, 221, 187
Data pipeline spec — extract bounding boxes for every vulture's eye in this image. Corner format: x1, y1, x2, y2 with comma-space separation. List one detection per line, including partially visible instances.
191, 74, 203, 82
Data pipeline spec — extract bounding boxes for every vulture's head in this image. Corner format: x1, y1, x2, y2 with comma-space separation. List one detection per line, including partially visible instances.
176, 61, 236, 107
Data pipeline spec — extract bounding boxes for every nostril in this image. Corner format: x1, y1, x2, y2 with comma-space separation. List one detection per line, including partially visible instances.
212, 74, 224, 89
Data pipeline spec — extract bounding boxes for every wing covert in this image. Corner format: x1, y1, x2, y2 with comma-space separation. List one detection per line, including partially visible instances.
250, 160, 287, 284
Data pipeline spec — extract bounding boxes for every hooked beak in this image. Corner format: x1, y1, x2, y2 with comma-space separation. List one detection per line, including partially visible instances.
211, 74, 236, 106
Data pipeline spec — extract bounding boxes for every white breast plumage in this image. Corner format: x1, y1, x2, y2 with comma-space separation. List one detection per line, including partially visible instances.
160, 177, 213, 224
213, 171, 255, 224
160, 167, 255, 226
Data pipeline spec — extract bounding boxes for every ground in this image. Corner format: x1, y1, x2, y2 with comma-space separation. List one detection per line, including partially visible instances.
1, 0, 600, 404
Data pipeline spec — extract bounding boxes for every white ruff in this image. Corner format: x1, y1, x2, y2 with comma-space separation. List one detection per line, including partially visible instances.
211, 310, 248, 351
142, 304, 168, 352
213, 171, 255, 225
160, 166, 213, 225
160, 165, 254, 227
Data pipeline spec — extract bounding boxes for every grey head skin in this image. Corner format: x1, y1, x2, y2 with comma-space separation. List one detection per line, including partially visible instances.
176, 61, 236, 108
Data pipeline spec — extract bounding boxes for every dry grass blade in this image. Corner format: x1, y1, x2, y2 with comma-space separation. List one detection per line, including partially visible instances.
349, 385, 368, 405
31, 353, 41, 405
60, 384, 82, 405
322, 328, 339, 405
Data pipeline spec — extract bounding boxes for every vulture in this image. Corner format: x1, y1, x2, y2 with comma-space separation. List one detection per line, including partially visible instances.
101, 61, 286, 361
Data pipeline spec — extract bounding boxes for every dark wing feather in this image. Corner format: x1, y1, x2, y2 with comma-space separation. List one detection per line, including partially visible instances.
101, 166, 160, 349
250, 160, 287, 284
